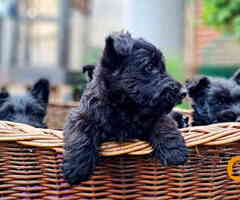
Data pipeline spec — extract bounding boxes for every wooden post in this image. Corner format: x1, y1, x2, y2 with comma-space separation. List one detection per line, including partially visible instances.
0, 18, 3, 65
80, 0, 92, 65
184, 0, 198, 78
22, 1, 32, 67
9, 0, 20, 68
58, 0, 71, 73
23, 21, 31, 67
124, 0, 185, 58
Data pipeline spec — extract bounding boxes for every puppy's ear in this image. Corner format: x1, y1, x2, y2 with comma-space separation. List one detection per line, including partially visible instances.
103, 32, 134, 66
82, 65, 95, 81
31, 78, 50, 104
186, 76, 210, 98
0, 88, 9, 106
231, 69, 240, 85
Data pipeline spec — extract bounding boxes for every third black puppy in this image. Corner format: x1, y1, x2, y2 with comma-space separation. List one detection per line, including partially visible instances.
186, 70, 240, 125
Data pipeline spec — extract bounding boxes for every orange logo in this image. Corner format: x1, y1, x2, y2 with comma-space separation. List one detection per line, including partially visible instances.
227, 156, 240, 182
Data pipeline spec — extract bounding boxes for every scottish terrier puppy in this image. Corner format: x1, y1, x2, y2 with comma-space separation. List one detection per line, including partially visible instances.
63, 32, 188, 185
186, 70, 240, 125
0, 79, 50, 128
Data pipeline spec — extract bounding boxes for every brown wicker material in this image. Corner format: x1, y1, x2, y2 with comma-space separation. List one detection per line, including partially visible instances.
0, 121, 240, 199
46, 103, 78, 130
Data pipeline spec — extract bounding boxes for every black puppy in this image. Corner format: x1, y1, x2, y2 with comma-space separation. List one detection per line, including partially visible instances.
63, 32, 188, 185
0, 79, 50, 128
186, 70, 240, 125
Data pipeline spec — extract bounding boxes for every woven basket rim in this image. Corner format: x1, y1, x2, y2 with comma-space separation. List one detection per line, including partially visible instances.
48, 102, 79, 107
1, 118, 240, 156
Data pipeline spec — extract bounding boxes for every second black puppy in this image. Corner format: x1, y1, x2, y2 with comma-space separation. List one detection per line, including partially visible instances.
0, 79, 50, 128
63, 32, 188, 185
187, 70, 240, 125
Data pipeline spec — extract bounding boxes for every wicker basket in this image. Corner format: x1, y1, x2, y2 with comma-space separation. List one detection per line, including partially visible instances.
0, 120, 240, 200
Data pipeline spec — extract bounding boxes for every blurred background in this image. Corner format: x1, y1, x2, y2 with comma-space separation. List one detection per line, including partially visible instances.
0, 0, 239, 104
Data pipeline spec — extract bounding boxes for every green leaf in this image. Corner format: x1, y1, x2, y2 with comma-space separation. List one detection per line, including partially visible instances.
214, 0, 228, 8
233, 16, 240, 26
229, 0, 240, 11
217, 8, 232, 23
235, 30, 240, 40
233, 22, 240, 39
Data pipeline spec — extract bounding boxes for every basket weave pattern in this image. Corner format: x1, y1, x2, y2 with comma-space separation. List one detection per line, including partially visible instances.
0, 121, 240, 199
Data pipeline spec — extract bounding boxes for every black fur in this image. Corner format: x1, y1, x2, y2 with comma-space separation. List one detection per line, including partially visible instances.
169, 111, 189, 128
63, 32, 188, 185
187, 70, 240, 125
0, 79, 50, 128
82, 64, 95, 81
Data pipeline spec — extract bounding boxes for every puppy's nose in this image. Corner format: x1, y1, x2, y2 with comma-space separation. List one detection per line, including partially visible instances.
180, 88, 187, 98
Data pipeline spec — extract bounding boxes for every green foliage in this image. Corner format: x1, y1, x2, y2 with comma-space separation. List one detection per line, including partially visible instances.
202, 0, 240, 39
83, 47, 102, 64
166, 57, 190, 109
166, 57, 185, 82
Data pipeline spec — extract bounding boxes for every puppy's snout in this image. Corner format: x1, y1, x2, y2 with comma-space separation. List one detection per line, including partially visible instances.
180, 88, 187, 98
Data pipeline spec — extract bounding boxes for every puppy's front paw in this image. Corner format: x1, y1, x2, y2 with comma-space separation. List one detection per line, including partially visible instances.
63, 143, 97, 185
157, 147, 188, 166
153, 134, 188, 166
63, 158, 93, 185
